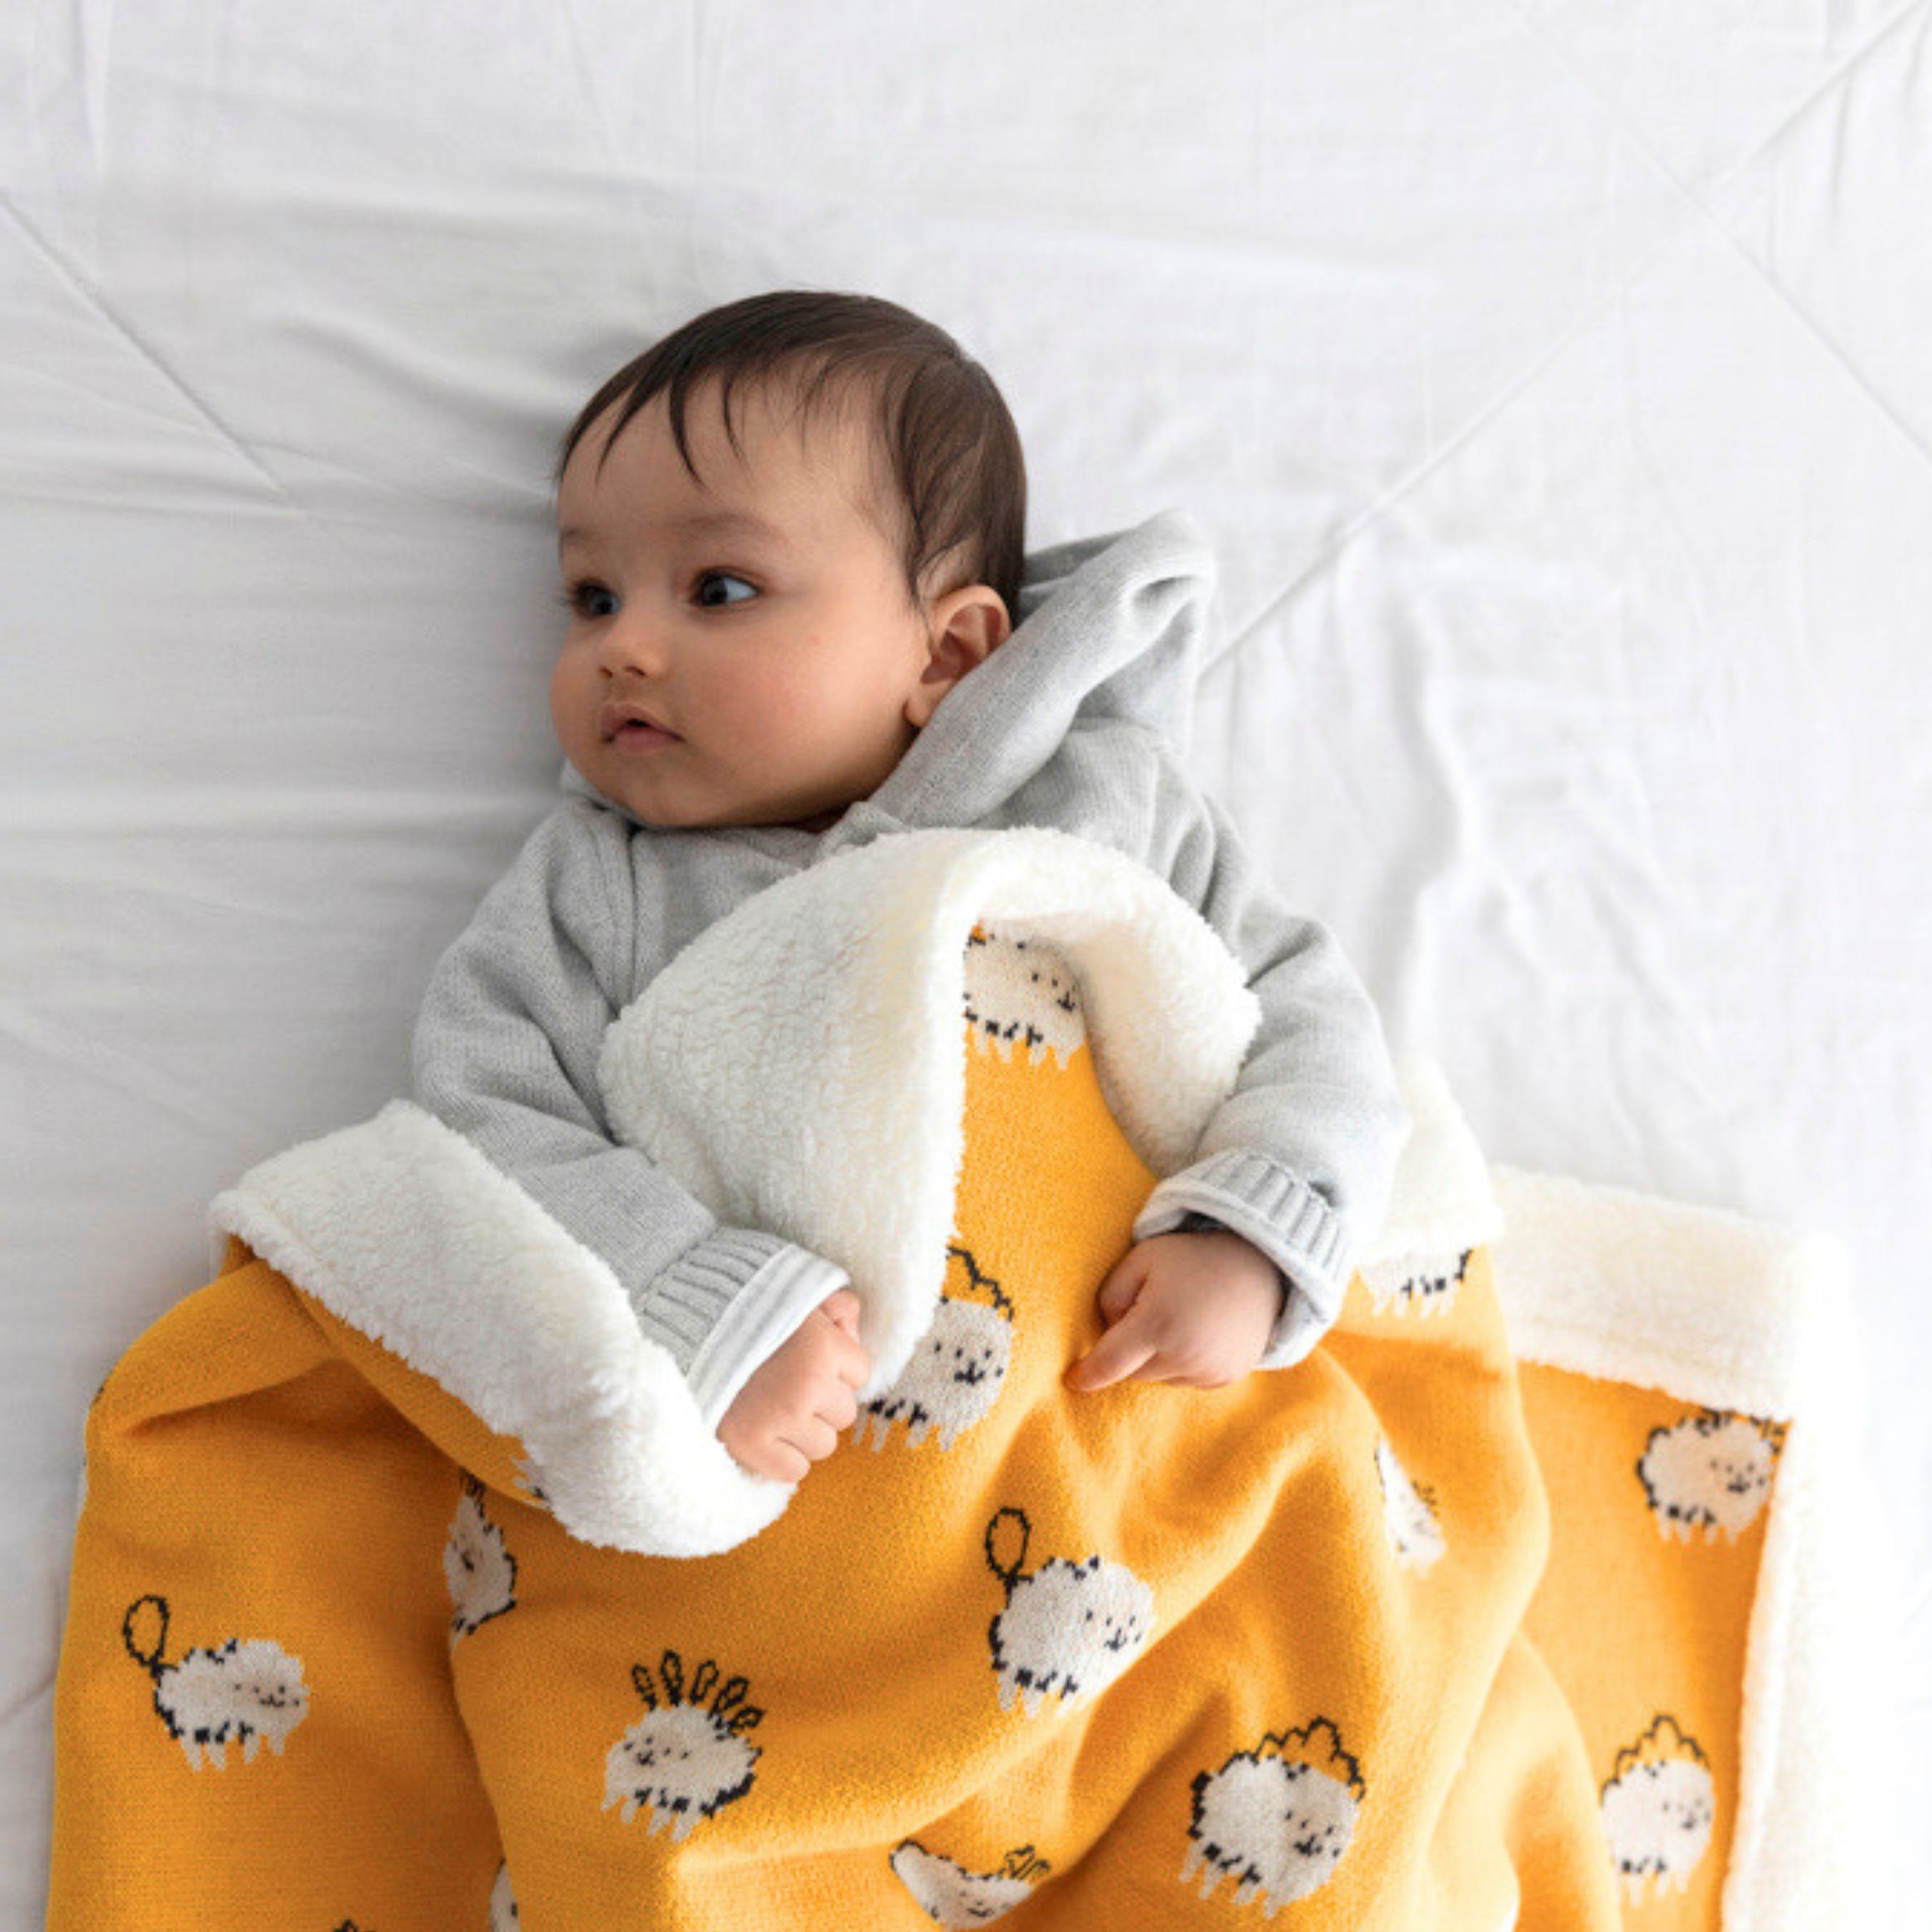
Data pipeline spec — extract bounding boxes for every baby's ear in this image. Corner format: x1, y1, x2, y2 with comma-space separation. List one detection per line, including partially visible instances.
907, 585, 1012, 728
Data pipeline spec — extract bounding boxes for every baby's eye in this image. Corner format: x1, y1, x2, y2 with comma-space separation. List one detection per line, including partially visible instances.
563, 581, 618, 620
694, 571, 757, 609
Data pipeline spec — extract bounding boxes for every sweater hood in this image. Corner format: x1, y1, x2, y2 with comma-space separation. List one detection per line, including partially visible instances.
869, 510, 1214, 830
558, 511, 1215, 839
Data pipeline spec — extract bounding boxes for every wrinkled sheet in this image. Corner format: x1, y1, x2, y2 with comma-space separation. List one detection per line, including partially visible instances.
3, 1, 1925, 1921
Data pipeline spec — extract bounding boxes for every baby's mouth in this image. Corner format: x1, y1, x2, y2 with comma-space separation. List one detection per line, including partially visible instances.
601, 700, 680, 750
612, 719, 677, 747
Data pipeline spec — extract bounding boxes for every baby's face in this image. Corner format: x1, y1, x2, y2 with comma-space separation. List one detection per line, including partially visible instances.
552, 382, 939, 830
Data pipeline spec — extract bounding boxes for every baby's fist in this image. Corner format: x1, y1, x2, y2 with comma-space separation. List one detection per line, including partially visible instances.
1065, 1231, 1284, 1393
717, 1288, 870, 1482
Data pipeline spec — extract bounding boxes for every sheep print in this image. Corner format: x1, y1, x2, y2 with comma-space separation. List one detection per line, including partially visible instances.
50, 829, 1824, 1929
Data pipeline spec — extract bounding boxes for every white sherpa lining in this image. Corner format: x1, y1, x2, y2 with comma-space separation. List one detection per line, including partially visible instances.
599, 826, 1269, 1394
1490, 1168, 1884, 1932
205, 829, 1877, 1913
1367, 1056, 1502, 1269
209, 1102, 791, 1557
207, 828, 1499, 1559
1489, 1165, 1841, 1419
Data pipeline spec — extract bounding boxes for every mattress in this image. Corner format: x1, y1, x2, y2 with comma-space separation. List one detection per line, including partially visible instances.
3, 1, 1924, 1920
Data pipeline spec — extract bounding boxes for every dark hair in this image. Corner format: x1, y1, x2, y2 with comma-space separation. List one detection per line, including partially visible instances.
556, 292, 1027, 617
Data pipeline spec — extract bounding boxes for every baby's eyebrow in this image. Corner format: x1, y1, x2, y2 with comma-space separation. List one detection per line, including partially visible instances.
557, 509, 791, 551
663, 508, 791, 547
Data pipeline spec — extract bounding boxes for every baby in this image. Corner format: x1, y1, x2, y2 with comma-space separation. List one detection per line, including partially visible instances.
413, 290, 1406, 1485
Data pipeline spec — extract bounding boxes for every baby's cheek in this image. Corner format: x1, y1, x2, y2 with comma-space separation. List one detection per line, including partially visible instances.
708, 654, 821, 741
548, 654, 593, 755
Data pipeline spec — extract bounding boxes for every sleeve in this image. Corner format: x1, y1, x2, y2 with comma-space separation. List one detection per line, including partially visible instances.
410, 804, 847, 1424
1134, 750, 1410, 1367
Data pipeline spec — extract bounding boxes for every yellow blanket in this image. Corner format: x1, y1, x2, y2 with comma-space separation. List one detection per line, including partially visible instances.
49, 829, 1861, 1929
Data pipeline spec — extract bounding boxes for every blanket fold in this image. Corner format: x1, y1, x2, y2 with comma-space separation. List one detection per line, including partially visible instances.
50, 829, 1864, 1930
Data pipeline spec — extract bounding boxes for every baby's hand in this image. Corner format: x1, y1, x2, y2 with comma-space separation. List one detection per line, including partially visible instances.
1064, 1231, 1284, 1393
717, 1288, 871, 1482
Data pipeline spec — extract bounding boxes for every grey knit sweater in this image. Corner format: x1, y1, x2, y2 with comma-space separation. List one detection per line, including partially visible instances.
412, 513, 1406, 1424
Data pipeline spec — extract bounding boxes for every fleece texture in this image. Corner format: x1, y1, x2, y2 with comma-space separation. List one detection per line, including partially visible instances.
50, 832, 1865, 1929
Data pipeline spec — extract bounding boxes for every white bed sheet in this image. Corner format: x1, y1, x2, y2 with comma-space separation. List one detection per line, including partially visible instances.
4, 1, 1925, 1920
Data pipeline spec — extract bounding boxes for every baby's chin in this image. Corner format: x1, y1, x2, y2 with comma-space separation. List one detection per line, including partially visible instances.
646, 782, 868, 834
647, 795, 855, 833
560, 755, 869, 834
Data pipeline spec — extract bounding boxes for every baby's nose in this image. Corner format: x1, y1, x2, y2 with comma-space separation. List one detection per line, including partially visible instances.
600, 609, 669, 676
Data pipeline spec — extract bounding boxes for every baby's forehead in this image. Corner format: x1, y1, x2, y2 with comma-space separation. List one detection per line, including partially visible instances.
594, 369, 905, 537
696, 369, 895, 498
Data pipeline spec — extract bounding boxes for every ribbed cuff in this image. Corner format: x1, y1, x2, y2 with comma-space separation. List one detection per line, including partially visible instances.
1133, 1151, 1349, 1369
634, 1230, 850, 1428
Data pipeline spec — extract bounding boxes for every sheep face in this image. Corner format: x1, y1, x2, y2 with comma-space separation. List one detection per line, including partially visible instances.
1182, 1734, 1364, 1917
603, 1703, 759, 1839
1600, 1718, 1714, 1899
1359, 1248, 1470, 1318
1638, 1411, 1778, 1542
445, 1481, 518, 1638
889, 1841, 1045, 1926
989, 1552, 1154, 1717
862, 1296, 1011, 1451
602, 1655, 763, 1843
963, 929, 1086, 1067
154, 1639, 310, 1770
